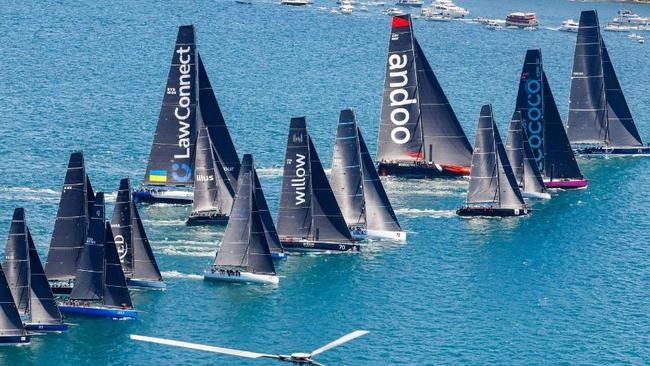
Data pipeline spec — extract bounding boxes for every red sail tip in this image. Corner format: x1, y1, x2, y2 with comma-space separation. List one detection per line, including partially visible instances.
392, 16, 410, 29
405, 151, 424, 160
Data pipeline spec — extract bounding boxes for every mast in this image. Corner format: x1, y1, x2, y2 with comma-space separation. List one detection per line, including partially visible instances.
198, 53, 241, 187
377, 15, 424, 163
191, 124, 235, 215
111, 178, 133, 275
0, 262, 27, 338
567, 10, 607, 145
358, 128, 402, 233
308, 136, 354, 242
277, 117, 312, 239
27, 228, 64, 325
330, 109, 365, 227
45, 151, 88, 281
144, 25, 198, 187
3, 208, 30, 315
601, 40, 643, 147
69, 193, 106, 301
103, 224, 133, 309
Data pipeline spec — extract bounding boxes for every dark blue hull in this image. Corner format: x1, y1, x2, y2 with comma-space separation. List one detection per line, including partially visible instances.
575, 146, 650, 156
281, 240, 361, 252
59, 305, 137, 319
186, 212, 229, 226
457, 207, 529, 217
377, 162, 468, 178
271, 251, 287, 260
25, 323, 69, 332
0, 335, 30, 345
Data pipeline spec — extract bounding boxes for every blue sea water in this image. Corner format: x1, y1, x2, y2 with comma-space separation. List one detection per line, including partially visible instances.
1, 0, 649, 364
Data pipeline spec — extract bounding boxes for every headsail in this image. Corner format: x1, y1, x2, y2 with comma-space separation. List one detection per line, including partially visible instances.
277, 117, 312, 239
144, 25, 198, 186
467, 105, 525, 209
3, 208, 30, 315
131, 193, 163, 282
27, 228, 64, 325
69, 193, 106, 301
377, 15, 423, 163
0, 262, 27, 337
198, 53, 241, 186
253, 170, 283, 255
45, 151, 88, 281
191, 125, 235, 215
103, 224, 133, 309
330, 109, 365, 227
506, 112, 547, 194
111, 178, 133, 274
601, 41, 643, 147
358, 128, 402, 233
567, 10, 607, 144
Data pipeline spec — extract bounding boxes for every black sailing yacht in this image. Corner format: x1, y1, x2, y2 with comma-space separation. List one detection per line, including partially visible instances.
458, 105, 529, 217
377, 15, 473, 178
4, 208, 68, 332
0, 260, 29, 345
277, 117, 360, 252
44, 151, 95, 294
513, 49, 588, 189
59, 193, 137, 320
204, 155, 279, 285
112, 178, 165, 289
330, 109, 406, 241
568, 10, 650, 156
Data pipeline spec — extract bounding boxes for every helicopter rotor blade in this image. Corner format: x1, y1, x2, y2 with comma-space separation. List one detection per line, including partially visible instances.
309, 330, 369, 357
130, 334, 280, 360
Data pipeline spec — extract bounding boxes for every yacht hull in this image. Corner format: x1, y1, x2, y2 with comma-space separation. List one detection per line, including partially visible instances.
544, 179, 589, 189
271, 251, 287, 260
457, 207, 530, 217
186, 213, 229, 226
132, 188, 193, 204
59, 305, 137, 319
203, 270, 279, 285
366, 229, 407, 242
575, 146, 650, 156
0, 336, 30, 346
521, 191, 551, 200
24, 323, 69, 332
377, 162, 469, 178
281, 240, 361, 252
127, 278, 167, 290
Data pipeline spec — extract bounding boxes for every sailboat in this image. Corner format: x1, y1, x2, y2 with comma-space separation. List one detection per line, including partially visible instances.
204, 155, 279, 285
514, 49, 588, 189
331, 109, 406, 241
0, 261, 29, 345
4, 208, 68, 332
187, 125, 235, 225
568, 10, 650, 156
505, 111, 551, 200
45, 151, 93, 295
134, 25, 198, 204
59, 193, 137, 319
277, 117, 360, 252
112, 178, 166, 289
376, 14, 473, 178
458, 105, 530, 217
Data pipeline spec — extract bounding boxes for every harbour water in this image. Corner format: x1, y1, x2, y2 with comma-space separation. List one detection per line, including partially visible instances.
1, 0, 649, 364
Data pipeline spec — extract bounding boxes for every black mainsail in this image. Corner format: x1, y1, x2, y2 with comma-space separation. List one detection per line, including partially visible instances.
277, 117, 353, 243
0, 262, 27, 338
27, 228, 64, 326
214, 155, 276, 275
330, 109, 365, 227
505, 112, 547, 195
45, 151, 88, 281
465, 105, 526, 209
103, 225, 133, 309
69, 193, 106, 301
358, 128, 402, 233
198, 53, 241, 187
253, 170, 284, 255
3, 208, 30, 315
377, 14, 472, 170
144, 25, 198, 187
111, 178, 163, 283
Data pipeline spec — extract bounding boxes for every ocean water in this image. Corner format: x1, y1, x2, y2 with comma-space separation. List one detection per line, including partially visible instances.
1, 0, 649, 365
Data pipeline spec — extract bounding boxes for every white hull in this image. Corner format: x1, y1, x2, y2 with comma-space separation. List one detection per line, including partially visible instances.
203, 270, 279, 285
522, 191, 551, 200
366, 229, 407, 242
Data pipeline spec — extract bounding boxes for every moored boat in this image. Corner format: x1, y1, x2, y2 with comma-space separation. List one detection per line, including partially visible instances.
458, 105, 530, 217
377, 15, 473, 179
277, 117, 360, 253
568, 10, 650, 157
111, 179, 166, 290
204, 155, 279, 285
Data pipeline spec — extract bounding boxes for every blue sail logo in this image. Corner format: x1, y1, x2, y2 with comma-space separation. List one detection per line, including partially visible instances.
171, 163, 192, 182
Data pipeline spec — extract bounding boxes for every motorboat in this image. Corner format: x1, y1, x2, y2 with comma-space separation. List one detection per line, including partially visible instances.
604, 22, 632, 32
396, 0, 423, 7
559, 18, 579, 32
281, 0, 310, 5
340, 1, 354, 14
485, 20, 503, 30
432, 0, 468, 18
506, 12, 538, 28
426, 12, 452, 21
384, 7, 404, 15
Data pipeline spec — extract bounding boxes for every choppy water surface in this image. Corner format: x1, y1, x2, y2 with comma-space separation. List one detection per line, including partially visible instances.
1, 0, 649, 365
